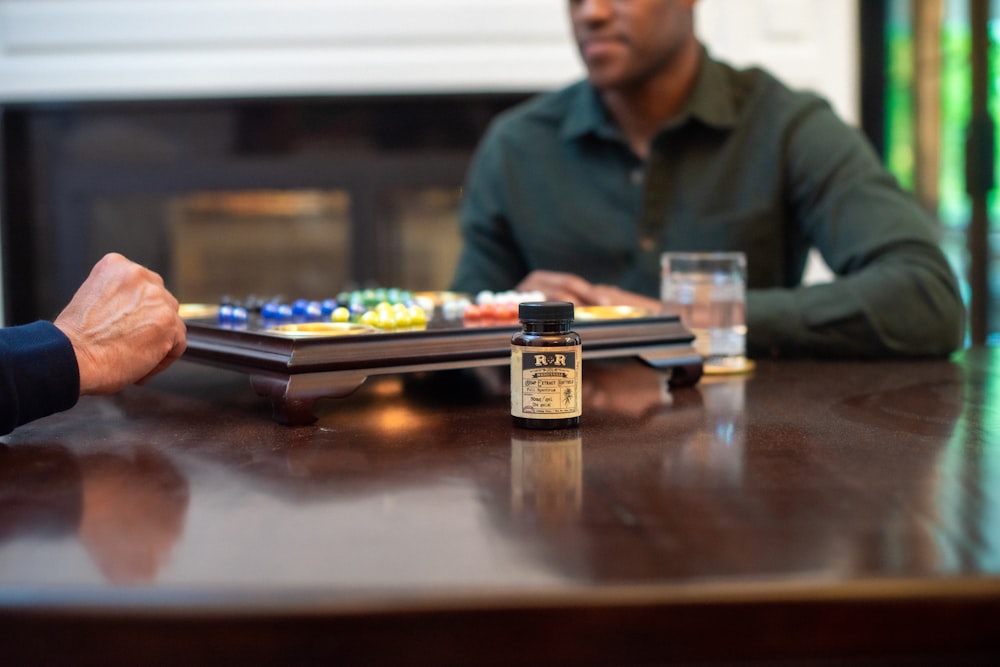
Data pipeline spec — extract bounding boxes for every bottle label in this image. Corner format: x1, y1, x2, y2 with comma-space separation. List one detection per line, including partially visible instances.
511, 344, 582, 419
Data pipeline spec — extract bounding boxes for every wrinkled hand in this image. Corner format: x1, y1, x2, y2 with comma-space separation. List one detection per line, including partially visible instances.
54, 253, 187, 395
516, 270, 663, 312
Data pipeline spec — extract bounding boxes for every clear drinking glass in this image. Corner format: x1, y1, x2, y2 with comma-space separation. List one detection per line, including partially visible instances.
661, 252, 747, 371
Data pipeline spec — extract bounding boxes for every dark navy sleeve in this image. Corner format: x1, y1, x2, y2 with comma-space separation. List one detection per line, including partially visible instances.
0, 321, 80, 435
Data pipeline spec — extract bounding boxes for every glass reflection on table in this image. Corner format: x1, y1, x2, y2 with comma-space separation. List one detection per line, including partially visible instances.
662, 375, 747, 487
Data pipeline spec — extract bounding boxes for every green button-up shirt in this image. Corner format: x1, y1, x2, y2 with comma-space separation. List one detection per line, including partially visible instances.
451, 50, 965, 358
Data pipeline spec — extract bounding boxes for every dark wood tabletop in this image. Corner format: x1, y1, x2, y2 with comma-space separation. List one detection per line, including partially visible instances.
2, 347, 999, 665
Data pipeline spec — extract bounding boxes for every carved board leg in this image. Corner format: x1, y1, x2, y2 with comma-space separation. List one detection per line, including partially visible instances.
249, 374, 315, 425
637, 347, 704, 388
250, 372, 369, 426
666, 360, 705, 388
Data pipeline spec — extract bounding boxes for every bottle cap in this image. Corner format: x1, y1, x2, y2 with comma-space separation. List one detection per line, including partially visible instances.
518, 301, 574, 322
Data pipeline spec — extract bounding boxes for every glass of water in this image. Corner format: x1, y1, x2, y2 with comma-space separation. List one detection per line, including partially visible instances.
661, 252, 748, 371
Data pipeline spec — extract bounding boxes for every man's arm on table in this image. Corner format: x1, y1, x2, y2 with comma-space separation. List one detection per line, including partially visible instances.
452, 98, 965, 359
745, 100, 965, 358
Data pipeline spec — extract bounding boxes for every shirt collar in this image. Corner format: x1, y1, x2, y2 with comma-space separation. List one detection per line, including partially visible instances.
560, 82, 614, 142
560, 46, 739, 142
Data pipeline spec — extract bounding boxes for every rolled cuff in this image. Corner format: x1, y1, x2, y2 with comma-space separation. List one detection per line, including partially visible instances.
1, 321, 80, 434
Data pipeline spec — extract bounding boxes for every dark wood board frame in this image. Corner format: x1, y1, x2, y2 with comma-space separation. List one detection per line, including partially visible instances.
183, 315, 703, 425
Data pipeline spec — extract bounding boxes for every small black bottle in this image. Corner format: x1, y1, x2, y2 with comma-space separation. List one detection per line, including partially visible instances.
511, 301, 582, 429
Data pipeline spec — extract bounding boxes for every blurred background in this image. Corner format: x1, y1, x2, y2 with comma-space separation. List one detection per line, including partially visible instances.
0, 0, 995, 345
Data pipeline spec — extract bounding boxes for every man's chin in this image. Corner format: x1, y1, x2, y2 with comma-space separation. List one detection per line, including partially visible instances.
584, 66, 626, 90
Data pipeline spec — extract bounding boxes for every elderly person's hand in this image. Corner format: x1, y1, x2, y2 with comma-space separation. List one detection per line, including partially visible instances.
54, 253, 187, 395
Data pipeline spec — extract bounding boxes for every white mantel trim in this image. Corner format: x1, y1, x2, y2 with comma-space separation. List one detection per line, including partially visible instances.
0, 0, 856, 121
0, 0, 584, 101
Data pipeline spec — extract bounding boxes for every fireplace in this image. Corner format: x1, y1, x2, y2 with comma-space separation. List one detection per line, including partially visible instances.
0, 93, 529, 323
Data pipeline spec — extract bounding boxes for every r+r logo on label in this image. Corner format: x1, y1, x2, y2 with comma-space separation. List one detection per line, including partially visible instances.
532, 354, 568, 367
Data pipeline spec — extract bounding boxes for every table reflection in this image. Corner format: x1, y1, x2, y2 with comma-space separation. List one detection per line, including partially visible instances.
662, 375, 746, 486
1, 353, 989, 591
0, 443, 189, 585
511, 428, 583, 525
581, 360, 676, 419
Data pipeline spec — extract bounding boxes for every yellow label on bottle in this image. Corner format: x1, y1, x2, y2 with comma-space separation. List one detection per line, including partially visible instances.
510, 344, 582, 419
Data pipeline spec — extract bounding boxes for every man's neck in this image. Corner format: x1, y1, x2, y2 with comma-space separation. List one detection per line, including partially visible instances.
599, 43, 701, 160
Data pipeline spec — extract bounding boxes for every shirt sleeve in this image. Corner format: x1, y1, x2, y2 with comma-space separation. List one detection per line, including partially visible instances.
451, 123, 531, 294
0, 321, 81, 435
746, 101, 966, 359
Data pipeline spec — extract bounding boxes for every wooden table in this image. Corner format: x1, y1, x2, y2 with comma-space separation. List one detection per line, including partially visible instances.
2, 349, 999, 665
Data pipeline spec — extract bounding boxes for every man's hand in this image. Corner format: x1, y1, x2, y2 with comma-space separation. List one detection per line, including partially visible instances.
516, 270, 663, 312
55, 253, 187, 395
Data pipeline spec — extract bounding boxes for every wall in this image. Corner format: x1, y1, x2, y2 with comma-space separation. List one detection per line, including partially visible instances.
0, 0, 857, 115
0, 0, 858, 323
0, 0, 580, 101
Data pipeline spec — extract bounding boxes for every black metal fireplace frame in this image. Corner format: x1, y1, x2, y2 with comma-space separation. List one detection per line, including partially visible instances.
0, 93, 531, 324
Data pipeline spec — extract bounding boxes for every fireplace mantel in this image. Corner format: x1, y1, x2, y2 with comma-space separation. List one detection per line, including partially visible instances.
0, 0, 582, 103
0, 0, 855, 117
0, 1, 857, 324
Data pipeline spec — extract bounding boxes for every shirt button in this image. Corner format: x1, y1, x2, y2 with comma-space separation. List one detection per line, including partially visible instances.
630, 169, 644, 185
639, 237, 656, 252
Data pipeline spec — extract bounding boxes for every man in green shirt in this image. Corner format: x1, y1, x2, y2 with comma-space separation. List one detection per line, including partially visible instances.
451, 0, 964, 358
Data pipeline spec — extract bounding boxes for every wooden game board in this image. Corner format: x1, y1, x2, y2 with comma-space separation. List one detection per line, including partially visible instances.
182, 314, 703, 425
